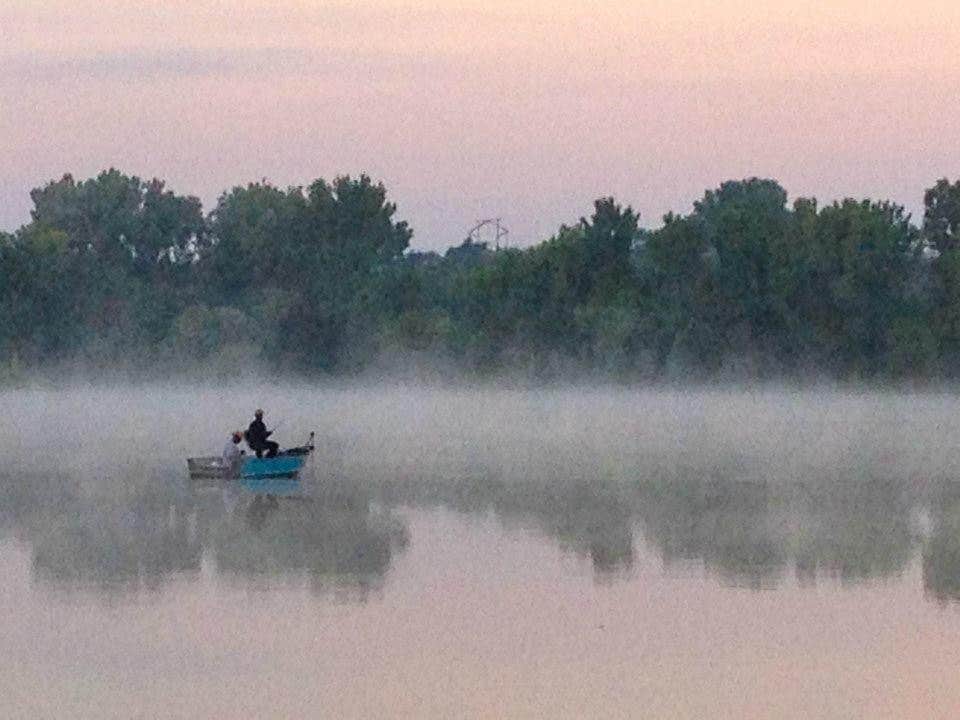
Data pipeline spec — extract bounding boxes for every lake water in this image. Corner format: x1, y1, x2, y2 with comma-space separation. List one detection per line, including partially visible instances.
3, 384, 960, 718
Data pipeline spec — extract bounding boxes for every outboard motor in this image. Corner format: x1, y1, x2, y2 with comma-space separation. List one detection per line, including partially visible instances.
280, 431, 316, 456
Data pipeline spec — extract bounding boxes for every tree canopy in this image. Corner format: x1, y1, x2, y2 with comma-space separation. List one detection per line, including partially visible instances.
1, 169, 958, 381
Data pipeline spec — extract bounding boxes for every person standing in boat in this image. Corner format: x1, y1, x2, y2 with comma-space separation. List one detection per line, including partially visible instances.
222, 430, 245, 479
246, 409, 279, 459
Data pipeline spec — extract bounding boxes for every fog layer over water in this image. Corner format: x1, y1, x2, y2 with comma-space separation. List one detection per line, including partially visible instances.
3, 385, 960, 718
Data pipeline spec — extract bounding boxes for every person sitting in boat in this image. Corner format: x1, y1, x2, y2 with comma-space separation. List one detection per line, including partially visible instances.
246, 409, 279, 459
222, 430, 245, 479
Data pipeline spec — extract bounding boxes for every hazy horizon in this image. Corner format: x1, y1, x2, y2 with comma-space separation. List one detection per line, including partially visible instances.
3, 0, 960, 249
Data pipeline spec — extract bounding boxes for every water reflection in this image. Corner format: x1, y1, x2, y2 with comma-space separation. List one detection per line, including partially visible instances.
5, 462, 960, 602
31, 489, 202, 593
0, 469, 408, 599
367, 469, 943, 593
634, 478, 787, 588
209, 480, 409, 599
375, 475, 636, 576
922, 483, 960, 603
791, 478, 916, 585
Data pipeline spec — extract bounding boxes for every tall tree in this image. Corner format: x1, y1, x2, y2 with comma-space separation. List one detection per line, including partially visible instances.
924, 179, 960, 373
810, 199, 922, 375
924, 179, 960, 254
30, 169, 204, 272
690, 178, 790, 352
204, 175, 412, 369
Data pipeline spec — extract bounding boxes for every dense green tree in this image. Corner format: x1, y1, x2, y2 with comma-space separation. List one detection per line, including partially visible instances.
692, 179, 790, 363
203, 175, 411, 370
810, 199, 922, 375
925, 179, 960, 374
638, 213, 724, 375
30, 169, 204, 272
202, 182, 306, 307
578, 197, 640, 296
924, 179, 960, 254
0, 225, 81, 359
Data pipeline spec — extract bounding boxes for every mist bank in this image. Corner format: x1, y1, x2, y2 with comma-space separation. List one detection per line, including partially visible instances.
5, 171, 960, 382
4, 384, 960, 599
5, 383, 960, 485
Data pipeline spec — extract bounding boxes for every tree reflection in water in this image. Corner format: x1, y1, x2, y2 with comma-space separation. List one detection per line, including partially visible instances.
365, 464, 932, 590
12, 472, 203, 594
0, 470, 408, 600
922, 482, 960, 603
6, 462, 960, 602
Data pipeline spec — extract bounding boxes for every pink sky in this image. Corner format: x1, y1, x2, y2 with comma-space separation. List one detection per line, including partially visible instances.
2, 0, 960, 249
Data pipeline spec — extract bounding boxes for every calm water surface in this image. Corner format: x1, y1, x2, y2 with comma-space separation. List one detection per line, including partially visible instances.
3, 385, 960, 718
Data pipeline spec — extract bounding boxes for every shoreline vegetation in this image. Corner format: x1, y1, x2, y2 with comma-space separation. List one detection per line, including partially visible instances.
4, 170, 960, 384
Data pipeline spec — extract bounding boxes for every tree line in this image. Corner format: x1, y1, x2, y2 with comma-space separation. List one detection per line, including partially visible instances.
3, 169, 960, 381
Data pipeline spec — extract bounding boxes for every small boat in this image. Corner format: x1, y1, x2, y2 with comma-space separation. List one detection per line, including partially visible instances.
187, 433, 315, 481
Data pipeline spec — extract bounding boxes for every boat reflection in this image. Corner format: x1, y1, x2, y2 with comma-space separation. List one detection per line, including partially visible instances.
210, 478, 409, 600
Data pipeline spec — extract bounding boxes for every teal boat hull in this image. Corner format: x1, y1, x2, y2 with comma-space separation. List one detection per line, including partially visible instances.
240, 455, 305, 480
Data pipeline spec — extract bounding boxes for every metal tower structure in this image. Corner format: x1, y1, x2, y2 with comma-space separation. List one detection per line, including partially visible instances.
467, 218, 510, 250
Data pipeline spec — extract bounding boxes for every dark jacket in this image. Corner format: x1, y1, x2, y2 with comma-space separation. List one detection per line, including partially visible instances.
246, 419, 271, 448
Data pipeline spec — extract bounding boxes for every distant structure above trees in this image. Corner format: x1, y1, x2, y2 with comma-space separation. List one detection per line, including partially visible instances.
3, 169, 960, 381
